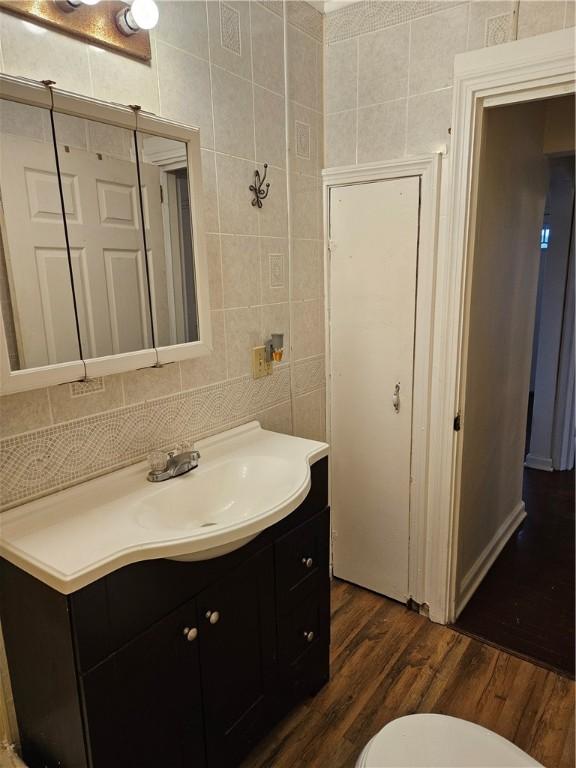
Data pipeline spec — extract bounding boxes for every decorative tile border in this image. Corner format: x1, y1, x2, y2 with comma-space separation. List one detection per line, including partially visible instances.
485, 12, 513, 47
295, 120, 311, 159
70, 378, 105, 397
286, 0, 324, 42
0, 367, 291, 511
325, 0, 466, 43
257, 0, 284, 19
220, 1, 242, 56
269, 253, 284, 287
293, 354, 325, 396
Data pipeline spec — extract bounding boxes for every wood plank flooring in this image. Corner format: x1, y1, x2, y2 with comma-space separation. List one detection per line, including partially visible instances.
455, 467, 575, 677
243, 579, 575, 768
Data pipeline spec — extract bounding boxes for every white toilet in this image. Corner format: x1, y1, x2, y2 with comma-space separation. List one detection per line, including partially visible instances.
356, 714, 542, 767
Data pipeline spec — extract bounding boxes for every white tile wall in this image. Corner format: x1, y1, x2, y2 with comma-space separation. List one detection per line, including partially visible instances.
324, 0, 575, 168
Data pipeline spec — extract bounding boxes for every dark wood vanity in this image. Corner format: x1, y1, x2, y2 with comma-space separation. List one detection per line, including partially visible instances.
0, 458, 330, 768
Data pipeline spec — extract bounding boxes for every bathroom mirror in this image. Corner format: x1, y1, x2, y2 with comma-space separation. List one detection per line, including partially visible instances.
0, 97, 83, 374
0, 74, 211, 393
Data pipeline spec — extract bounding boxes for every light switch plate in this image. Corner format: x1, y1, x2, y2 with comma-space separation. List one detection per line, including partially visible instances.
252, 346, 272, 379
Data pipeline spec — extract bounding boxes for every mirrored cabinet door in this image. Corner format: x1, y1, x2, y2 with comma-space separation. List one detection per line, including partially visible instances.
52, 111, 154, 359
136, 132, 199, 347
0, 98, 83, 371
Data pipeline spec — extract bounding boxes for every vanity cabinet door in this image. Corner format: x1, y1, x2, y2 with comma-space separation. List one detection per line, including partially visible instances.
197, 547, 276, 767
82, 598, 205, 768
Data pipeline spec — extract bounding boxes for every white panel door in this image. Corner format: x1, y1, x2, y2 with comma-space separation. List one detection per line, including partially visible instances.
0, 136, 81, 368
329, 177, 420, 602
61, 149, 154, 357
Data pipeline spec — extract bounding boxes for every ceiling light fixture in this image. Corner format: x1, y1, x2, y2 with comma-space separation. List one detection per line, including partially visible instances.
116, 0, 159, 35
55, 0, 100, 11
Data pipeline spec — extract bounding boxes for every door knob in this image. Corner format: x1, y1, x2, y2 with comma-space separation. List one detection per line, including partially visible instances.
304, 630, 315, 643
183, 627, 198, 642
205, 610, 220, 625
393, 382, 400, 414
302, 557, 314, 569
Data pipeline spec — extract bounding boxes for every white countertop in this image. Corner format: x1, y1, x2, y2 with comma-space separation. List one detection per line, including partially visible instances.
0, 423, 329, 594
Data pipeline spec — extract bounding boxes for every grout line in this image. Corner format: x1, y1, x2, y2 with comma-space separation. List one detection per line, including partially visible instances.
354, 36, 359, 165
404, 20, 412, 157
282, 0, 298, 434
154, 37, 211, 68
152, 34, 162, 115
45, 387, 55, 427
205, 0, 228, 379
248, 0, 263, 314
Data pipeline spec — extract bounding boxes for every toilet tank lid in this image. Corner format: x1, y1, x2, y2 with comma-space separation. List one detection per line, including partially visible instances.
360, 714, 542, 767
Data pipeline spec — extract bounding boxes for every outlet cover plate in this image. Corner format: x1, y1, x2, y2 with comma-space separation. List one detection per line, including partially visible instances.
252, 346, 272, 379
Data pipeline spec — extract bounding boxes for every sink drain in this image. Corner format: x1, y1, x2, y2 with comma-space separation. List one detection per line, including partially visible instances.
200, 522, 217, 527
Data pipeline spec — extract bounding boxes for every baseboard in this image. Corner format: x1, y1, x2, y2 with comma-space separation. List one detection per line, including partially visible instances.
455, 501, 527, 619
524, 453, 553, 471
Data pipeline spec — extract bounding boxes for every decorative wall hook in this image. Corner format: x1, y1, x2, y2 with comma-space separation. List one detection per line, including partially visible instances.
250, 163, 270, 208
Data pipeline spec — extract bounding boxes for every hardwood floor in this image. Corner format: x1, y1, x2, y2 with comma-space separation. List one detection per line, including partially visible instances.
455, 467, 575, 677
243, 579, 575, 768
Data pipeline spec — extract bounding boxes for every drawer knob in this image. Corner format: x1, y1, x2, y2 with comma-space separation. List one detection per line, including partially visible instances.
302, 557, 314, 569
205, 610, 220, 625
304, 630, 315, 643
183, 627, 198, 642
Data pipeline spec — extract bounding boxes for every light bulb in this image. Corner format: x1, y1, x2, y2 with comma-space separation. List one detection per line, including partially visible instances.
129, 0, 159, 30
54, 0, 100, 10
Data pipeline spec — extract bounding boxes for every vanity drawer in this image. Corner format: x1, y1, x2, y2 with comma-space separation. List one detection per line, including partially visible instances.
278, 586, 328, 665
275, 508, 330, 607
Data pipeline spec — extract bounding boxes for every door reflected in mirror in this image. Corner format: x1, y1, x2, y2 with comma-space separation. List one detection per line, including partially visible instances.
0, 99, 82, 370
137, 133, 199, 346
52, 112, 154, 359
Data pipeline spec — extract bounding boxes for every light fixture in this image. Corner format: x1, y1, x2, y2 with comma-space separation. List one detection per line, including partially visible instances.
116, 0, 159, 35
54, 0, 100, 11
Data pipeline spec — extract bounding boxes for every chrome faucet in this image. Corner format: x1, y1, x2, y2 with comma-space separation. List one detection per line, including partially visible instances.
147, 446, 201, 483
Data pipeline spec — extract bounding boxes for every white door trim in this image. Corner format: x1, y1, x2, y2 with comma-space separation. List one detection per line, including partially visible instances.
427, 28, 576, 624
322, 153, 442, 608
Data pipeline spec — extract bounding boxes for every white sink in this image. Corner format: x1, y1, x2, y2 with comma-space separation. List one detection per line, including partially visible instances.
136, 455, 297, 560
0, 423, 329, 593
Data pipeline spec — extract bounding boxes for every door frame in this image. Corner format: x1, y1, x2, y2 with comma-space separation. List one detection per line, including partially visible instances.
322, 154, 442, 608
427, 28, 576, 624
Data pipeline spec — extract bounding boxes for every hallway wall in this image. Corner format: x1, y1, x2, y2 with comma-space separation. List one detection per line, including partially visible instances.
527, 156, 575, 471
455, 100, 549, 612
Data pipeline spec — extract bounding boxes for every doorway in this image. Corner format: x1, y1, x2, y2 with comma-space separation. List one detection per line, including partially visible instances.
451, 96, 575, 677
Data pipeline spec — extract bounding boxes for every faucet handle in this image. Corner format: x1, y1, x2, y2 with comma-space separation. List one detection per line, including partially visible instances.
148, 450, 168, 473
178, 441, 200, 459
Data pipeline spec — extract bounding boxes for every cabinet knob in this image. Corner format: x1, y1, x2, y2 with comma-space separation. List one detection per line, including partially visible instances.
205, 610, 220, 625
183, 627, 198, 642
302, 557, 314, 569
304, 630, 315, 643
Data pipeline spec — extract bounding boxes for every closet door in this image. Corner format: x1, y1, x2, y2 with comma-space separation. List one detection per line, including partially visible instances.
329, 177, 420, 601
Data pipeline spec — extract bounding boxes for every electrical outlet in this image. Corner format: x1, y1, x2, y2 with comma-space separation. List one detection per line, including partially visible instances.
252, 346, 272, 379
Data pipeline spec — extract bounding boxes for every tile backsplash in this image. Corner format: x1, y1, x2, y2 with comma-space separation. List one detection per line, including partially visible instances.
1, 362, 308, 510
0, 0, 326, 515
